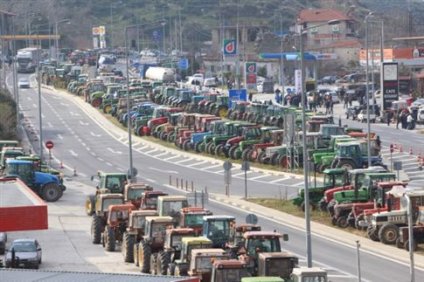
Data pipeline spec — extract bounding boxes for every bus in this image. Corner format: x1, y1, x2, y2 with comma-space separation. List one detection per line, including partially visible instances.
16, 47, 42, 73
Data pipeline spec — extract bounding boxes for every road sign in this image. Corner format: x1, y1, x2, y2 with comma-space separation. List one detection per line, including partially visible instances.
228, 89, 247, 108
45, 140, 54, 150
393, 161, 402, 170
178, 58, 189, 70
246, 213, 258, 225
241, 161, 250, 171
223, 39, 237, 56
223, 160, 233, 171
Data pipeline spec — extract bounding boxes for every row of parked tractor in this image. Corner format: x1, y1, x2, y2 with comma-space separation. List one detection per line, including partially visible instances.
292, 164, 424, 252
85, 171, 328, 281
0, 140, 65, 202
65, 71, 387, 172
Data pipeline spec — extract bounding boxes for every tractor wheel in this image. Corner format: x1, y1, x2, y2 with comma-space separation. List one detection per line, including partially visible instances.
337, 160, 356, 170
174, 265, 187, 276
91, 98, 102, 108
396, 238, 403, 249
133, 243, 139, 266
207, 143, 216, 155
355, 214, 366, 230
215, 144, 224, 157
167, 133, 175, 143
241, 148, 252, 161
150, 253, 158, 275
229, 146, 238, 160
404, 240, 418, 252
194, 142, 202, 153
91, 215, 103, 244
167, 263, 176, 276
105, 225, 116, 251
138, 241, 151, 273
367, 226, 379, 241
182, 140, 191, 151
218, 107, 228, 118
122, 232, 135, 263
271, 152, 279, 166
42, 183, 63, 202
85, 195, 96, 216
160, 132, 168, 141
158, 251, 170, 275
336, 216, 349, 228
278, 155, 289, 168
378, 223, 399, 245
103, 104, 112, 114
319, 164, 329, 173
258, 151, 266, 163
300, 201, 315, 212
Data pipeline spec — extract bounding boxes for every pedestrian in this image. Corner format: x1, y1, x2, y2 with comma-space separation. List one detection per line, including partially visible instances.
407, 113, 415, 130
401, 111, 408, 129
248, 92, 253, 102
396, 110, 401, 129
386, 111, 392, 126
275, 89, 281, 104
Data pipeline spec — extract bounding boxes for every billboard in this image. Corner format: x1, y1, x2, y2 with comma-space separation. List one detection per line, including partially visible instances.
382, 62, 399, 110
228, 89, 247, 108
245, 62, 257, 90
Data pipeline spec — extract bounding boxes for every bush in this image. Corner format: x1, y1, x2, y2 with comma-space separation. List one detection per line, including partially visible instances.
0, 88, 17, 139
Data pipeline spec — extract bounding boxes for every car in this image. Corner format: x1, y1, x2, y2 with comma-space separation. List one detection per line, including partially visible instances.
0, 232, 6, 255
5, 239, 42, 269
18, 77, 30, 88
411, 98, 424, 108
357, 109, 376, 123
319, 75, 338, 84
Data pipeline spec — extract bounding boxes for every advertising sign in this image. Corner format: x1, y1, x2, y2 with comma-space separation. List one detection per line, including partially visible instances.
245, 62, 257, 90
382, 62, 399, 110
92, 26, 106, 35
228, 89, 247, 108
223, 39, 237, 56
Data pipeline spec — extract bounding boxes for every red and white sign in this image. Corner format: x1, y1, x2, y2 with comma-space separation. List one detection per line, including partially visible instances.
45, 140, 54, 150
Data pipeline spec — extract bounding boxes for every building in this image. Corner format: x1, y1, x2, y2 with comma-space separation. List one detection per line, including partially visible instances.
295, 8, 360, 65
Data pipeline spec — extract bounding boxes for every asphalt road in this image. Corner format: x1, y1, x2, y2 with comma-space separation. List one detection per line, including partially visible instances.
5, 72, 424, 281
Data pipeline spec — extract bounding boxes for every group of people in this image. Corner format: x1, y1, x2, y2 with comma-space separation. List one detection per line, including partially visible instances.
274, 88, 334, 113
395, 109, 416, 130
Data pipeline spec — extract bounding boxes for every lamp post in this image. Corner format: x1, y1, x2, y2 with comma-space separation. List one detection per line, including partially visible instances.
299, 19, 340, 267
364, 13, 374, 167
55, 19, 70, 62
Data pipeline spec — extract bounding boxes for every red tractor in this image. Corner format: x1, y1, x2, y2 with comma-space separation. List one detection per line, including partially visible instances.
102, 203, 135, 252
140, 191, 168, 210
123, 182, 153, 209
179, 207, 213, 235
142, 107, 183, 136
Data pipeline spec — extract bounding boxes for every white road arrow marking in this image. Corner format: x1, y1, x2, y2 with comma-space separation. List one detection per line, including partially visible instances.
149, 167, 178, 174
107, 147, 122, 154
47, 122, 53, 128
69, 150, 78, 157
60, 102, 69, 106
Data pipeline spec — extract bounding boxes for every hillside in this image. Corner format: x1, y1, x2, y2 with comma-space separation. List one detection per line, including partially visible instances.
0, 0, 421, 51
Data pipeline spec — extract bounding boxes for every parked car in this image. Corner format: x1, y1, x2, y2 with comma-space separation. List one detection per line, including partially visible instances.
5, 239, 42, 269
411, 98, 424, 109
18, 77, 30, 88
357, 109, 377, 123
0, 232, 6, 255
319, 75, 338, 84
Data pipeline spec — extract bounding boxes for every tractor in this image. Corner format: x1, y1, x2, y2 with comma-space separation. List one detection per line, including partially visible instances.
140, 191, 168, 210
179, 207, 213, 235
367, 190, 424, 244
398, 206, 424, 251
85, 171, 128, 216
90, 193, 124, 244
186, 248, 230, 280
170, 236, 213, 276
202, 215, 236, 248
102, 204, 135, 252
123, 182, 153, 209
330, 141, 385, 171
211, 260, 251, 282
3, 159, 63, 202
121, 210, 158, 263
256, 252, 299, 279
136, 216, 174, 273
157, 195, 189, 225
244, 129, 284, 163
237, 231, 291, 277
155, 228, 196, 275
227, 101, 250, 121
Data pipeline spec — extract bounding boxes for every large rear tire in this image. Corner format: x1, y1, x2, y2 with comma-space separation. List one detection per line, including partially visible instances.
104, 225, 116, 251
367, 226, 379, 241
42, 183, 63, 202
85, 195, 96, 216
122, 232, 135, 262
158, 250, 170, 275
91, 215, 103, 244
337, 159, 356, 171
378, 223, 399, 245
229, 145, 238, 160
138, 241, 151, 273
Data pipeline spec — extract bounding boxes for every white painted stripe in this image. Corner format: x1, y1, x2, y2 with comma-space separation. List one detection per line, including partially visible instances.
151, 151, 169, 158
106, 162, 113, 166
174, 158, 193, 164
201, 164, 221, 170
57, 134, 63, 140
293, 181, 305, 186
248, 174, 269, 180
213, 170, 225, 174
69, 150, 78, 157
98, 157, 104, 162
186, 160, 208, 167
145, 148, 159, 154
233, 171, 253, 177
269, 177, 290, 184
163, 155, 181, 161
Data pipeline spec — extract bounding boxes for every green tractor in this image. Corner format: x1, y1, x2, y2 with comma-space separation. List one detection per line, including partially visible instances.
234, 126, 279, 161
85, 171, 129, 216
292, 168, 348, 210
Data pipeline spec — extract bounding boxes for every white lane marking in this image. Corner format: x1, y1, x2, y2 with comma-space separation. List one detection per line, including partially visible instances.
145, 148, 158, 154
79, 120, 89, 126
186, 160, 208, 167
149, 167, 179, 174
90, 152, 96, 156
57, 134, 63, 140
98, 157, 104, 162
174, 158, 194, 164
151, 151, 169, 158
60, 102, 69, 106
47, 122, 53, 128
201, 164, 221, 170
269, 177, 290, 184
81, 142, 86, 146
41, 113, 45, 118
143, 178, 157, 183
106, 162, 113, 166
213, 170, 224, 174
90, 132, 101, 137
233, 171, 253, 177
69, 150, 78, 157
405, 171, 424, 175
107, 147, 122, 154
163, 155, 181, 161
248, 174, 269, 180
293, 181, 305, 186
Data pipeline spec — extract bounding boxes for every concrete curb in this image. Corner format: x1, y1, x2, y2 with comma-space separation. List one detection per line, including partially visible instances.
209, 193, 424, 269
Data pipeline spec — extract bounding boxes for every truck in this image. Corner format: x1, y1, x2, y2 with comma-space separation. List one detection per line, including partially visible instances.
145, 67, 175, 82
16, 47, 42, 73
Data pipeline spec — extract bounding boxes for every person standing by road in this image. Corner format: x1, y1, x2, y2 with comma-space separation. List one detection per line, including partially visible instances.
275, 89, 282, 104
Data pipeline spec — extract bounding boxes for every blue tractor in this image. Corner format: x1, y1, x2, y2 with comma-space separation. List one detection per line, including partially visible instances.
4, 159, 64, 202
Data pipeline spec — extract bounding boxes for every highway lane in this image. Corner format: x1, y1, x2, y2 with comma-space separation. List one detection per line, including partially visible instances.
10, 73, 424, 281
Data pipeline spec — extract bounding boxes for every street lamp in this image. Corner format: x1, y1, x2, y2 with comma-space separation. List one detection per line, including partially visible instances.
55, 19, 70, 62
299, 19, 340, 268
